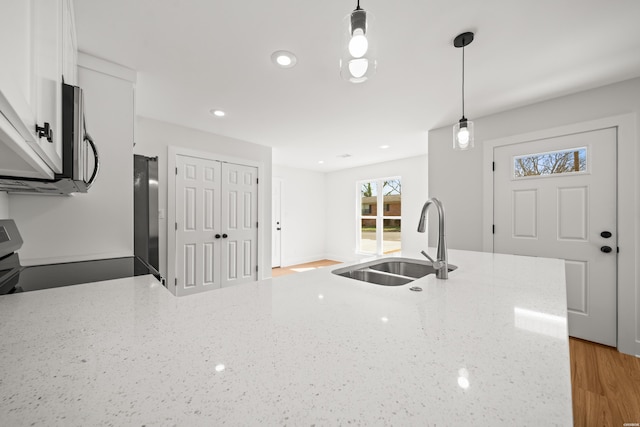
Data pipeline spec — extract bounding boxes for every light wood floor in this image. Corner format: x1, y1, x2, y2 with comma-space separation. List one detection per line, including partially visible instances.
272, 261, 640, 425
570, 337, 640, 426
271, 259, 341, 278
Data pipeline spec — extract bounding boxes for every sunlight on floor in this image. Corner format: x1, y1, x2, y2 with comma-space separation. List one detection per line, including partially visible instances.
272, 260, 341, 278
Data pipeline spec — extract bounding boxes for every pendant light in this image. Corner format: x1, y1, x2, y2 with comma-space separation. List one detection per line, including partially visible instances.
340, 0, 377, 83
453, 32, 474, 150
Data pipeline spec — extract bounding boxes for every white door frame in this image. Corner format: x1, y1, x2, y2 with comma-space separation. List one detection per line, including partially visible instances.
272, 177, 282, 268
482, 113, 638, 356
167, 146, 264, 296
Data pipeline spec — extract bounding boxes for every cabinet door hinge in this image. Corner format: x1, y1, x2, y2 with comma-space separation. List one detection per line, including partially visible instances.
175, 222, 178, 230
175, 278, 178, 286
492, 162, 495, 171
256, 178, 259, 184
175, 167, 178, 175
256, 265, 258, 272
256, 221, 259, 228
492, 224, 495, 234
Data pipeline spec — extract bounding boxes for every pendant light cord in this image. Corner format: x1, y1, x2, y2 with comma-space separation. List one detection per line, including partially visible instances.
461, 45, 465, 118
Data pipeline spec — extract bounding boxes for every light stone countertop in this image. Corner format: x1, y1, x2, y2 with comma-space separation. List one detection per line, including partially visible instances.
0, 249, 572, 426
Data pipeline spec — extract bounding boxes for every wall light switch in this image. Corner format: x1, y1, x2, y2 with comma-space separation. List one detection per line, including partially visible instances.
159, 209, 165, 219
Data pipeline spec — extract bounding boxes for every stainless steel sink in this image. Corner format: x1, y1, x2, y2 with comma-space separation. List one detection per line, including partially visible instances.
332, 257, 457, 286
369, 261, 437, 278
336, 269, 413, 286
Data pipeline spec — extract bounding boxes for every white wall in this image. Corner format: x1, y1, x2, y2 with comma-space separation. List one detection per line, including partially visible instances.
428, 77, 640, 250
8, 55, 135, 264
428, 77, 640, 356
324, 155, 429, 263
0, 192, 7, 218
272, 165, 326, 267
134, 116, 272, 281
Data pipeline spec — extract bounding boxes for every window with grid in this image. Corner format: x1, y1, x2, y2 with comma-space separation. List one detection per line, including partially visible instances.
358, 177, 402, 254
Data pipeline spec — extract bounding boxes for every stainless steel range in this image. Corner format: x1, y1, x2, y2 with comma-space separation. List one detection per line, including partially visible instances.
0, 219, 162, 295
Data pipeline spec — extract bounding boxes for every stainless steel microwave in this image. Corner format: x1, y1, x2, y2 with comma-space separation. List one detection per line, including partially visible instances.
0, 83, 99, 195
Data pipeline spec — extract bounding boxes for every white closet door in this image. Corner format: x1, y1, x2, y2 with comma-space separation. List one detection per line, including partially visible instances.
175, 155, 222, 296
221, 162, 258, 287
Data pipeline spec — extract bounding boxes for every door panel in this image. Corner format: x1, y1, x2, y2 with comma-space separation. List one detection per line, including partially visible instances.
184, 244, 196, 287
227, 241, 237, 279
175, 155, 222, 296
557, 186, 588, 240
512, 189, 537, 238
565, 260, 587, 313
494, 127, 617, 346
221, 162, 258, 287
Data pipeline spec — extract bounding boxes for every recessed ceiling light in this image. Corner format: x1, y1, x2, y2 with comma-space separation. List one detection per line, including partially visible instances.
380, 145, 390, 149
318, 160, 324, 164
337, 154, 352, 158
271, 50, 297, 68
210, 109, 226, 117
277, 56, 292, 66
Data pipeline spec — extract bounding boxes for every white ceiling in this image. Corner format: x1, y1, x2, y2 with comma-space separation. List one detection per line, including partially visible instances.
74, 0, 640, 172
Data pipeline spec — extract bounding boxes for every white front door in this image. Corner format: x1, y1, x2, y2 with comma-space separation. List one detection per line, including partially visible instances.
221, 162, 258, 287
272, 177, 282, 268
493, 127, 617, 346
175, 155, 222, 296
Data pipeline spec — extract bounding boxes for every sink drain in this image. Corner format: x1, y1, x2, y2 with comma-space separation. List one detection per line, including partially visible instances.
409, 286, 423, 292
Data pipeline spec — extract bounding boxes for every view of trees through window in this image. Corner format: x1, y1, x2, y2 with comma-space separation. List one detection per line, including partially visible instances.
359, 178, 401, 254
514, 148, 587, 178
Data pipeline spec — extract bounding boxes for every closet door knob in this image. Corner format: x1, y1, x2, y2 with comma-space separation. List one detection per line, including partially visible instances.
600, 246, 612, 253
215, 234, 221, 239
222, 234, 228, 239
600, 231, 612, 238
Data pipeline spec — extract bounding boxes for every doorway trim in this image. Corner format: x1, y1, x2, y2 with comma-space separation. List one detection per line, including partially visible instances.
166, 145, 264, 296
482, 113, 638, 356
272, 177, 282, 268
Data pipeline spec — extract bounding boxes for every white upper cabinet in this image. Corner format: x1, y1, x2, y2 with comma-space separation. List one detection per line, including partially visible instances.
0, 0, 77, 179
31, 0, 63, 173
0, 0, 48, 178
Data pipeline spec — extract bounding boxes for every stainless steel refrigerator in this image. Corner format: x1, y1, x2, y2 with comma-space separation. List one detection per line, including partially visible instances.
134, 155, 159, 272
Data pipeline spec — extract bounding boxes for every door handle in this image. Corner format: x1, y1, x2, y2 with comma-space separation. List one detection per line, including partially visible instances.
222, 234, 228, 238
276, 228, 281, 231
600, 231, 612, 238
215, 234, 221, 239
600, 246, 612, 253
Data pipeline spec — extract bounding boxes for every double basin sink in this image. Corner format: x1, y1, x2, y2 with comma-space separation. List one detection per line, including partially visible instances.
332, 257, 457, 286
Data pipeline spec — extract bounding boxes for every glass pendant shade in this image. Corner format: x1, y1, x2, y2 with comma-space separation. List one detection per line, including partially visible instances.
340, 8, 376, 83
452, 32, 475, 150
453, 118, 474, 150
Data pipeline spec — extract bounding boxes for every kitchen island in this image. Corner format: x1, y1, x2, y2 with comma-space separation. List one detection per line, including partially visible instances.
0, 249, 572, 425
